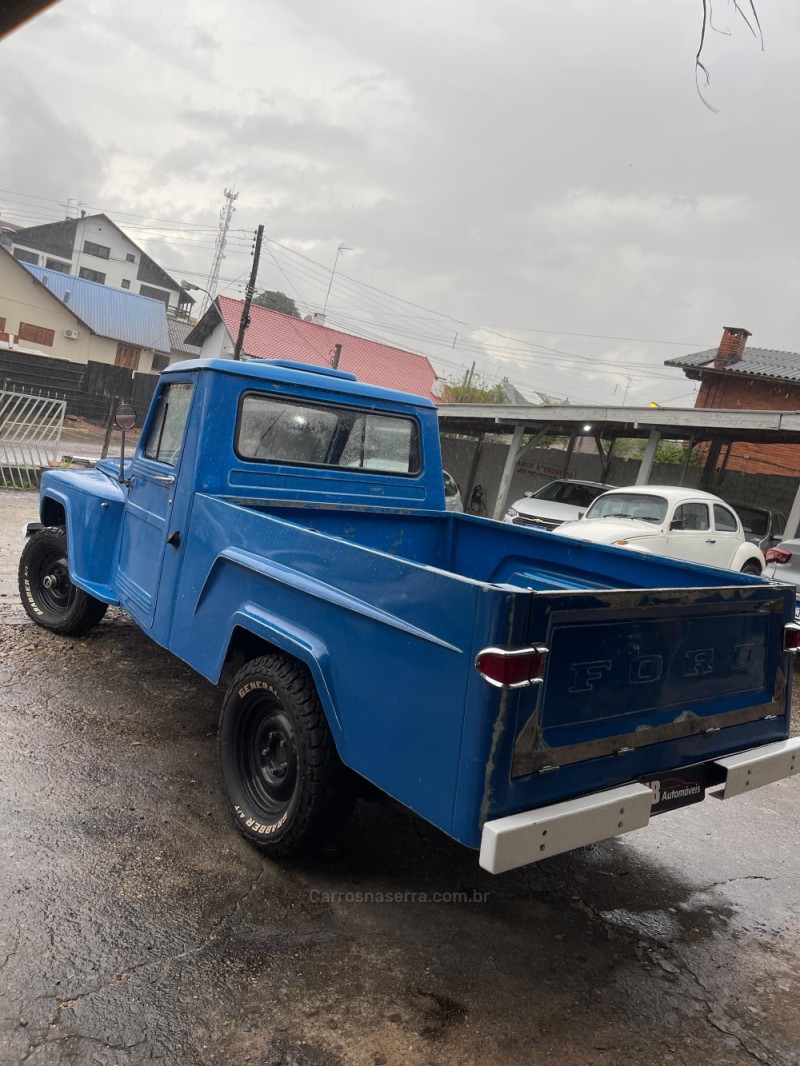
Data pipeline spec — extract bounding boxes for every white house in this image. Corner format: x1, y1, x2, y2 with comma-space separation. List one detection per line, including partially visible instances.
4, 213, 194, 319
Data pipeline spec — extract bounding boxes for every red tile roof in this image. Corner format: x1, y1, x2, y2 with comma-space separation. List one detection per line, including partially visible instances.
216, 297, 439, 402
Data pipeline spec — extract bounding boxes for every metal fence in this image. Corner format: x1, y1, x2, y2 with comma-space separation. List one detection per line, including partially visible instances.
0, 389, 66, 489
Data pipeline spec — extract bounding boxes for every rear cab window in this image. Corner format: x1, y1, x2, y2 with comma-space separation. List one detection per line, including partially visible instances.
235, 393, 421, 475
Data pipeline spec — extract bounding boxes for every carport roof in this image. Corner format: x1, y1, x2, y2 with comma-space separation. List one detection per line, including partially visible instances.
437, 402, 800, 445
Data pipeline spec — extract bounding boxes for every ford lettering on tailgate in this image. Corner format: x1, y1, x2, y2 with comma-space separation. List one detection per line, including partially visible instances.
541, 607, 771, 738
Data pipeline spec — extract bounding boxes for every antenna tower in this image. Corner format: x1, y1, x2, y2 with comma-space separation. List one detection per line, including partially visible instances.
202, 188, 238, 316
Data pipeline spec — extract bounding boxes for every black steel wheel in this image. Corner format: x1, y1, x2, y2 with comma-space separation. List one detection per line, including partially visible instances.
18, 526, 108, 636
219, 654, 356, 856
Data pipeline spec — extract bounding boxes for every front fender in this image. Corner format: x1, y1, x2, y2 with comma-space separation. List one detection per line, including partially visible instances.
39, 469, 127, 603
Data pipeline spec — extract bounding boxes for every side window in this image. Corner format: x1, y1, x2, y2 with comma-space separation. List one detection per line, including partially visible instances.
713, 504, 738, 532
774, 513, 786, 537
673, 503, 710, 531
143, 383, 193, 466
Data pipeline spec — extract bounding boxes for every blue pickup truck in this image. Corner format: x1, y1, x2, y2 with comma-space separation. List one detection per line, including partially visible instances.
18, 358, 800, 874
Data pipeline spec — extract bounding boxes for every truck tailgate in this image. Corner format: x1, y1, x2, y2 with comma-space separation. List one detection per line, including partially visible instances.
513, 583, 790, 776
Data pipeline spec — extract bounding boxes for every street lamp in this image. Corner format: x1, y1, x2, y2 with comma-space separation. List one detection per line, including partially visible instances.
183, 282, 215, 319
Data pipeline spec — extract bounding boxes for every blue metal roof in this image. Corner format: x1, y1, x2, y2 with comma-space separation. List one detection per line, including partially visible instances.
24, 263, 171, 352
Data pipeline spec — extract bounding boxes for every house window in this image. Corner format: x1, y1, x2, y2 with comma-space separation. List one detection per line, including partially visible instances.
126, 253, 135, 263
13, 247, 38, 265
0, 317, 6, 333
121, 279, 131, 289
151, 353, 169, 372
45, 258, 71, 273
19, 322, 55, 347
79, 266, 106, 284
139, 284, 170, 306
83, 240, 110, 259
115, 344, 141, 371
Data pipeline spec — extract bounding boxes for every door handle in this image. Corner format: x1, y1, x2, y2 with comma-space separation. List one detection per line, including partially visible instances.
152, 474, 175, 485
705, 538, 716, 543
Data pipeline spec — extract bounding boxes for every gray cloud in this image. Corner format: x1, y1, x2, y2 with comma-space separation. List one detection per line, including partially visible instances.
1, 0, 798, 404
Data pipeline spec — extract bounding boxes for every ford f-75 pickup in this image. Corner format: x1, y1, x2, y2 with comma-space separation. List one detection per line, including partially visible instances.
18, 358, 800, 873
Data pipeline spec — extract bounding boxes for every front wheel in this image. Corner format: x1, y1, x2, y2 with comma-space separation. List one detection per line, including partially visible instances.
18, 526, 108, 635
740, 560, 762, 575
219, 654, 356, 857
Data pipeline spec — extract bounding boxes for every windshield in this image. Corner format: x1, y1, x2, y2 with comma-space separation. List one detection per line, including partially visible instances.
532, 481, 608, 507
586, 492, 668, 524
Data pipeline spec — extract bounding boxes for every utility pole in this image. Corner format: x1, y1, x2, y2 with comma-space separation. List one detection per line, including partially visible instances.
203, 188, 238, 317
331, 343, 342, 369
233, 224, 264, 361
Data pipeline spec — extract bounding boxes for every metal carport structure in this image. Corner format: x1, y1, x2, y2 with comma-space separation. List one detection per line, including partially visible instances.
437, 403, 800, 532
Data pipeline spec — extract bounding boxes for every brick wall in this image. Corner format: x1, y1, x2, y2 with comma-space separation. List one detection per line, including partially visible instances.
696, 372, 800, 477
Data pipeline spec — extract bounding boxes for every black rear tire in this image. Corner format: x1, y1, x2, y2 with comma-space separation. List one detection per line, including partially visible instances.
18, 526, 108, 636
219, 654, 356, 857
741, 561, 762, 575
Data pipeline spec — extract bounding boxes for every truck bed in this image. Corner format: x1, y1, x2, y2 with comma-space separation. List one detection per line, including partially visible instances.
231, 498, 752, 592
162, 496, 793, 849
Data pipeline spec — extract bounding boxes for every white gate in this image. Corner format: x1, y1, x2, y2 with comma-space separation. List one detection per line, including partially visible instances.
0, 390, 66, 489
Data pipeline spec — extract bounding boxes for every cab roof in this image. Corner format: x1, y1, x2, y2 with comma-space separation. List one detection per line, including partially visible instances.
163, 357, 437, 410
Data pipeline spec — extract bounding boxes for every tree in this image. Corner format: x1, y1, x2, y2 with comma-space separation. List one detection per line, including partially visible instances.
440, 371, 508, 404
252, 290, 301, 318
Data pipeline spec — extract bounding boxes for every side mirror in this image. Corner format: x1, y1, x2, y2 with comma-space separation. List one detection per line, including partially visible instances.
114, 404, 137, 483
115, 404, 137, 431
577, 511, 585, 520
670, 519, 684, 531
524, 491, 533, 498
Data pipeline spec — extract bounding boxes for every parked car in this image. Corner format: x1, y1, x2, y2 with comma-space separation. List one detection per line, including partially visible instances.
504, 478, 614, 530
726, 500, 786, 553
764, 540, 800, 619
556, 486, 765, 573
443, 470, 463, 512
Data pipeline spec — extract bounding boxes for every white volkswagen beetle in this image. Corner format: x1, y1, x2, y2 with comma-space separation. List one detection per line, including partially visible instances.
555, 486, 765, 574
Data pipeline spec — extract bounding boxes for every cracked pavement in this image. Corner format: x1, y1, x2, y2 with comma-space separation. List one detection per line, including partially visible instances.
2, 490, 800, 1065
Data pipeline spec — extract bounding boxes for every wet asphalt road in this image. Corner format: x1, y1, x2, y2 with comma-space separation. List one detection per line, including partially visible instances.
1, 491, 800, 1066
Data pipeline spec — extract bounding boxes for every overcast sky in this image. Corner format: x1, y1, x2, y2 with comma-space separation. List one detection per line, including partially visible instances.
1, 0, 797, 406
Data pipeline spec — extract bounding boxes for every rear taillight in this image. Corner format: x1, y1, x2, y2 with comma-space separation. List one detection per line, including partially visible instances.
784, 624, 800, 653
475, 645, 549, 688
766, 547, 792, 565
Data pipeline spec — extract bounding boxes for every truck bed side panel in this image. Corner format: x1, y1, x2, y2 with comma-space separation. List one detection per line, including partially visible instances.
169, 495, 493, 833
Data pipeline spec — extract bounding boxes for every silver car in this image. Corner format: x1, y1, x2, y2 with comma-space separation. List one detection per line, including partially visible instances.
764, 539, 800, 620
504, 478, 613, 531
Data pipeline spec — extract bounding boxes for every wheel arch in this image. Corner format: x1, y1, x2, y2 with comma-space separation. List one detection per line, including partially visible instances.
41, 494, 67, 529
733, 543, 765, 573
220, 615, 345, 753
